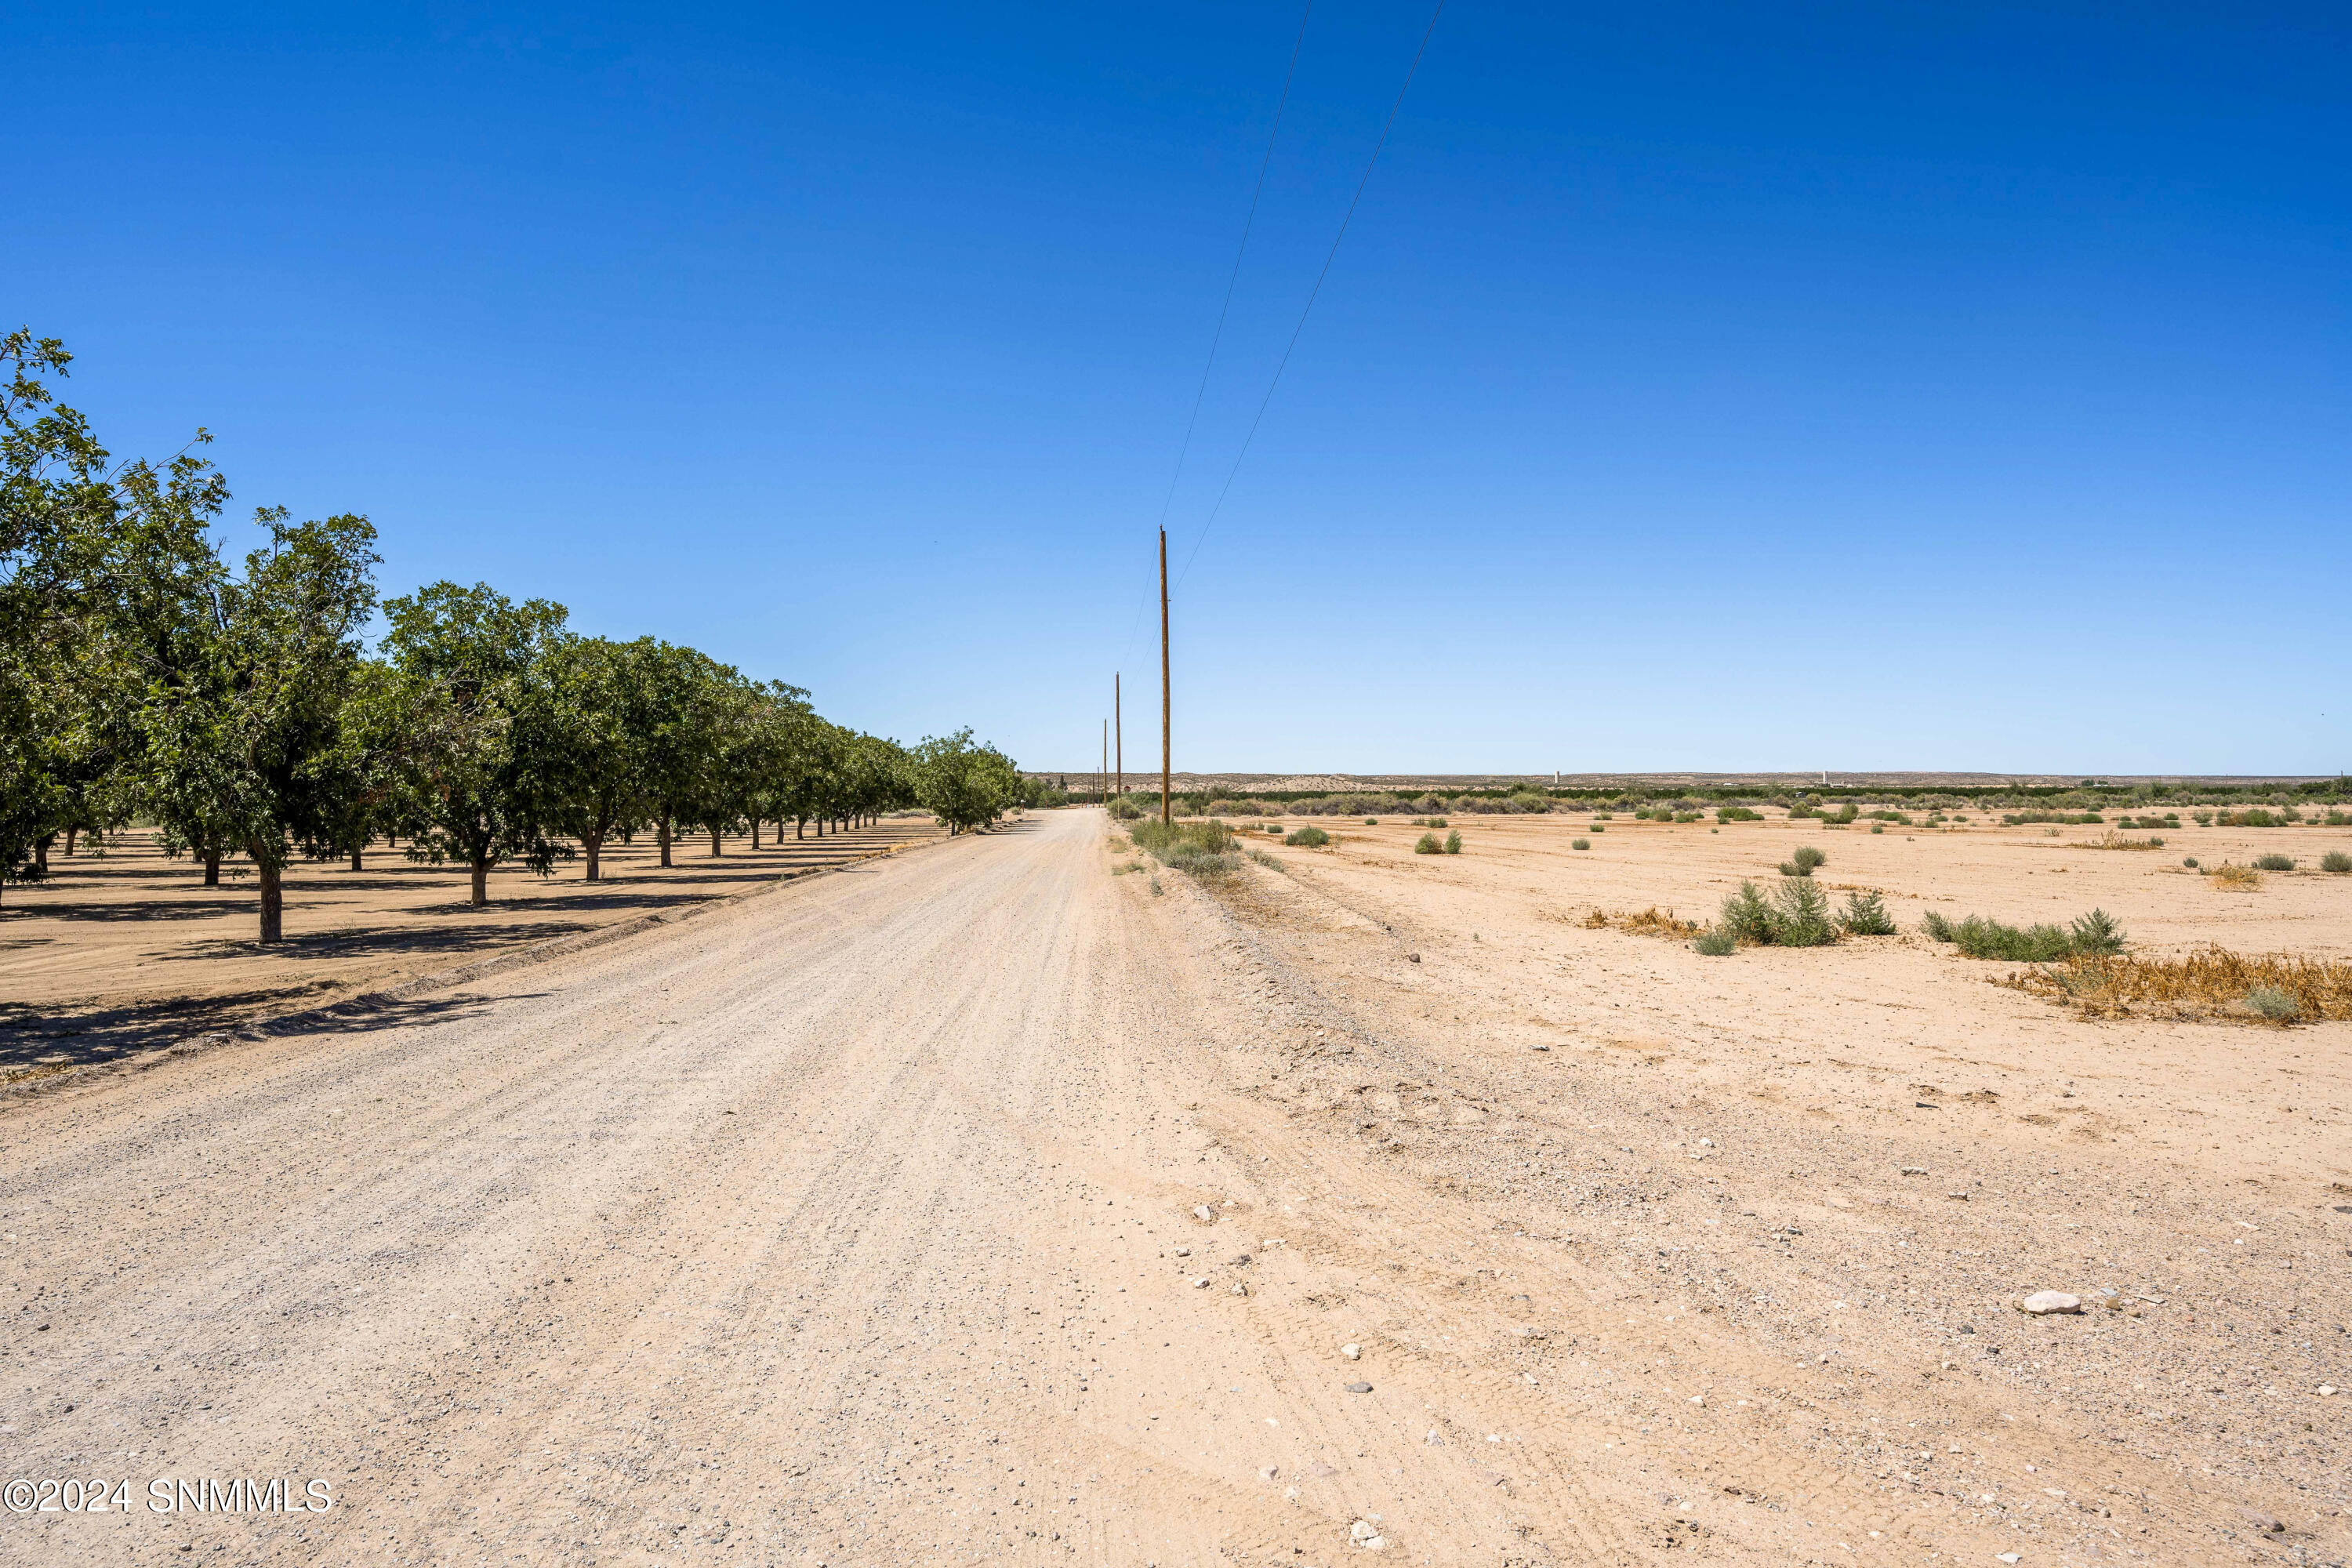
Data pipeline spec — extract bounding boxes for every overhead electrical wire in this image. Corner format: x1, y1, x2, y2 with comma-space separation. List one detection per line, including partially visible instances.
1174, 0, 1445, 590
1120, 3, 1314, 670
1155, 3, 1315, 539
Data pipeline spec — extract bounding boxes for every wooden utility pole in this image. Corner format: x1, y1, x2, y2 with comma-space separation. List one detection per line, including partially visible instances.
1159, 528, 1172, 825
1114, 673, 1123, 804
1102, 720, 1109, 806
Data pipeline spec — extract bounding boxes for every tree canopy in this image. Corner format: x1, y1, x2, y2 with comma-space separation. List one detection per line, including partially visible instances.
0, 331, 1029, 939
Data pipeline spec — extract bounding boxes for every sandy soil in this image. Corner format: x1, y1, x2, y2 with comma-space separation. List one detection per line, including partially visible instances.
1, 807, 2345, 1566
1, 820, 942, 1080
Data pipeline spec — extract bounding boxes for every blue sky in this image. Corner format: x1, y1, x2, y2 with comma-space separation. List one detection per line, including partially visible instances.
10, 2, 2347, 775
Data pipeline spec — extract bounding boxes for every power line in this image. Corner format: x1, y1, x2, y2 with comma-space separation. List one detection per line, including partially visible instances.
1154, 2, 1313, 538
1120, 3, 1314, 671
1176, 0, 1444, 590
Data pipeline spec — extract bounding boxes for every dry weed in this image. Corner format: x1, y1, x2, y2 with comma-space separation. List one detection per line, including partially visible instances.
2074, 832, 2166, 851
2209, 863, 2264, 889
2001, 946, 2352, 1024
1581, 906, 1700, 938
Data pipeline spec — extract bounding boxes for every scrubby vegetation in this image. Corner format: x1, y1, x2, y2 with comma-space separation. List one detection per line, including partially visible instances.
1571, 837, 1591, 851
2002, 946, 2352, 1025
1283, 826, 1330, 848
2080, 831, 2165, 850
2252, 853, 2296, 873
1837, 889, 1896, 935
1414, 833, 1442, 855
1692, 926, 1737, 956
1444, 829, 1462, 855
2323, 851, 2352, 873
1711, 877, 1837, 948
1131, 818, 1239, 877
2210, 862, 2264, 888
1922, 906, 2124, 961
1583, 906, 1699, 938
1777, 845, 1826, 877
1717, 806, 1762, 822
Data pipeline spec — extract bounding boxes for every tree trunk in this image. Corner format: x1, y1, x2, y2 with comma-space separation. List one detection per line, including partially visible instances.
470, 851, 490, 907
256, 857, 283, 943
34, 835, 51, 873
350, 843, 364, 871
64, 827, 78, 857
815, 814, 824, 838
796, 815, 805, 840
751, 818, 760, 851
658, 818, 672, 868
203, 850, 220, 886
583, 830, 604, 883
710, 826, 722, 857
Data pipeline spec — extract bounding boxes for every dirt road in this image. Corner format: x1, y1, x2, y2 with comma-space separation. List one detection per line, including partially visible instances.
3, 808, 2343, 1565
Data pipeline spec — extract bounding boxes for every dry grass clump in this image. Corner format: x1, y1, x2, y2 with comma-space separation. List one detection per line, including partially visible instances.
1131, 818, 1240, 877
1581, 906, 1700, 938
2076, 831, 2166, 851
2209, 862, 2264, 889
2003, 946, 2352, 1025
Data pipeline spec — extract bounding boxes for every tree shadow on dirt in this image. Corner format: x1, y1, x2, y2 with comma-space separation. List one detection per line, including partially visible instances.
0, 989, 499, 1074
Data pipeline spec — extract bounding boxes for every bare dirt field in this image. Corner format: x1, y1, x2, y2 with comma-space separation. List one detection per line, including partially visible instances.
1, 819, 942, 1081
2, 806, 2347, 1566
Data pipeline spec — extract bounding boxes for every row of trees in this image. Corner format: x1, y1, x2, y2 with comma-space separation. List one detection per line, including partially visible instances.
2, 329, 1030, 940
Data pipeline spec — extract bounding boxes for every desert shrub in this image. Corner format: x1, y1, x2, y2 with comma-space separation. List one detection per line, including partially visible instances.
1109, 797, 1144, 821
2244, 985, 2300, 1021
1718, 806, 1761, 822
1867, 809, 1913, 826
1167, 845, 1237, 877
1719, 881, 1777, 944
1443, 829, 1462, 855
1769, 877, 1838, 946
1825, 804, 1859, 825
1364, 818, 1378, 825
1247, 848, 1280, 869
1413, 817, 1449, 828
2321, 851, 2352, 873
1923, 906, 2122, 960
2068, 907, 2127, 956
1673, 811, 1701, 823
2252, 853, 2296, 873
1779, 845, 1827, 877
1592, 811, 1613, 821
1149, 877, 1163, 895
1837, 890, 1896, 936
1588, 823, 1605, 833
1284, 826, 1330, 848
1870, 824, 1883, 834
2182, 856, 2198, 869
1508, 791, 1549, 813
2212, 862, 2264, 888
1692, 926, 1737, 956
1571, 837, 1591, 851
1414, 833, 1442, 855
1133, 818, 1239, 877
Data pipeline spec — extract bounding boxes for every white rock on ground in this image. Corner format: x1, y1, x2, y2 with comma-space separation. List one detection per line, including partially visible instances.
1342, 1343, 1362, 1360
2017, 1291, 2083, 1315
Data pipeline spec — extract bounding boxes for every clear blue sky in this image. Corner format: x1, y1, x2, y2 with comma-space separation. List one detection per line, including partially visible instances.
11, 2, 2347, 776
